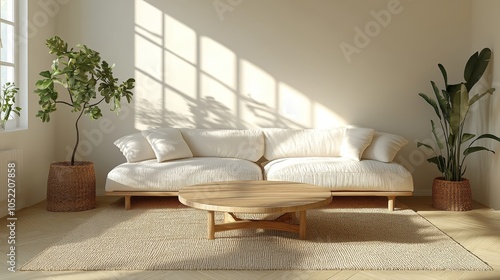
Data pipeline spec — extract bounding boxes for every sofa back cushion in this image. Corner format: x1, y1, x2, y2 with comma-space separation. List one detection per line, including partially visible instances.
263, 128, 344, 160
180, 129, 264, 162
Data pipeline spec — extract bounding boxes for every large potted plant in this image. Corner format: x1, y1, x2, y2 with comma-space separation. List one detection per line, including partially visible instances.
417, 48, 500, 211
34, 36, 135, 211
0, 82, 21, 130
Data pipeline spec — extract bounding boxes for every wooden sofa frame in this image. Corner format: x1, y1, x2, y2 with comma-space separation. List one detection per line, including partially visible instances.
106, 191, 413, 211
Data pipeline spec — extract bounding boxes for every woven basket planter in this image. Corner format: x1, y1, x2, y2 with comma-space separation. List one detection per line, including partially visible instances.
432, 177, 472, 211
46, 161, 96, 212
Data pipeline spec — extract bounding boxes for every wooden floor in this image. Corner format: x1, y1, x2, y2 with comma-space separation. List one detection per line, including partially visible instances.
1, 196, 499, 280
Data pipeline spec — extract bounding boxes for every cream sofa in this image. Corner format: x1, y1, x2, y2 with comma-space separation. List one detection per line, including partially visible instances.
105, 127, 413, 210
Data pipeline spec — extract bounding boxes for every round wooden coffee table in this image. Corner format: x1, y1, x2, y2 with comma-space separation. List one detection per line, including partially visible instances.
178, 180, 332, 240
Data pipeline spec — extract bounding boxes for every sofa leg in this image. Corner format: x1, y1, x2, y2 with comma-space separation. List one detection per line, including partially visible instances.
125, 196, 131, 210
388, 196, 395, 211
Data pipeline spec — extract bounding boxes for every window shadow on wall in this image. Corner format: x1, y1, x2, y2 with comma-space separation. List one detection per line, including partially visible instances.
133, 0, 346, 130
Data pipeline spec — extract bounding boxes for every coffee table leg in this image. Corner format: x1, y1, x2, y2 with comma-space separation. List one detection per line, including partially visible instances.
207, 211, 215, 240
299, 210, 306, 239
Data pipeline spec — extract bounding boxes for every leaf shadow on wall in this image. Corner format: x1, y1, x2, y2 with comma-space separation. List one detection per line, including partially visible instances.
135, 94, 306, 129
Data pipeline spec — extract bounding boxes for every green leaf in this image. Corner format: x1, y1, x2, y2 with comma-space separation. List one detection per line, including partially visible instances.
5, 107, 11, 119
446, 83, 462, 102
464, 48, 492, 92
449, 84, 469, 135
448, 130, 456, 147
39, 70, 52, 78
125, 91, 133, 103
428, 156, 446, 173
438, 63, 448, 87
463, 146, 495, 157
469, 88, 495, 106
432, 82, 449, 119
417, 142, 434, 150
461, 133, 475, 144
89, 106, 102, 120
419, 93, 441, 119
35, 79, 52, 90
431, 120, 444, 149
441, 89, 450, 104
475, 133, 500, 143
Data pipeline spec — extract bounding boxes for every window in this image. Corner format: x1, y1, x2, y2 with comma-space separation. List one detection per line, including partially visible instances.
0, 0, 21, 129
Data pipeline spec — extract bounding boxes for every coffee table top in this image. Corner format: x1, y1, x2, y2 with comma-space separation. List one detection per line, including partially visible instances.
178, 180, 332, 213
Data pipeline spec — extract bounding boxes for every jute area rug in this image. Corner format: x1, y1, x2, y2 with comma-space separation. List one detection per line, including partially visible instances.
20, 197, 491, 271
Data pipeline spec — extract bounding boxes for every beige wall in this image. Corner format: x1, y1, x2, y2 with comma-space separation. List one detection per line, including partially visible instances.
52, 0, 475, 199
0, 0, 58, 216
10, 0, 500, 213
5, 0, 495, 210
469, 0, 500, 209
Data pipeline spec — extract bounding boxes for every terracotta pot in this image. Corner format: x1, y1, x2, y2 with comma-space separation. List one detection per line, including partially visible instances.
46, 161, 96, 212
432, 177, 472, 211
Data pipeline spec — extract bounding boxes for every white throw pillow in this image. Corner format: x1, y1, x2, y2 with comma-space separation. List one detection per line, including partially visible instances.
362, 131, 408, 162
340, 127, 375, 161
141, 128, 193, 162
114, 133, 156, 163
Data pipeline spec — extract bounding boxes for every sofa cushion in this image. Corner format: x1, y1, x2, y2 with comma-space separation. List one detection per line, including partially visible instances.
142, 128, 193, 162
362, 132, 408, 162
264, 157, 413, 192
114, 133, 156, 163
180, 129, 264, 162
263, 128, 344, 160
105, 157, 263, 192
340, 127, 375, 161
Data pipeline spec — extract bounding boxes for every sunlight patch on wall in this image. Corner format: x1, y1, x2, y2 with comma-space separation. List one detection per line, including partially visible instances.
279, 82, 311, 128
134, 0, 162, 43
314, 102, 347, 128
135, 0, 200, 130
164, 51, 197, 99
164, 87, 195, 128
134, 0, 346, 130
134, 30, 162, 80
198, 36, 238, 128
164, 14, 196, 64
134, 70, 164, 130
134, 0, 164, 130
240, 60, 277, 128
200, 73, 237, 128
200, 37, 237, 90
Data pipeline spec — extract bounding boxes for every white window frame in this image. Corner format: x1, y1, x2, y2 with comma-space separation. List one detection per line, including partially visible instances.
1, 0, 26, 131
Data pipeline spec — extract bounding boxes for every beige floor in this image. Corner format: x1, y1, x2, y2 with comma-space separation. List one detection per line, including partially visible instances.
1, 196, 499, 280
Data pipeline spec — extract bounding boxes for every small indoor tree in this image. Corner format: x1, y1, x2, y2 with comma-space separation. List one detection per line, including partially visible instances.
34, 36, 135, 165
34, 36, 135, 212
